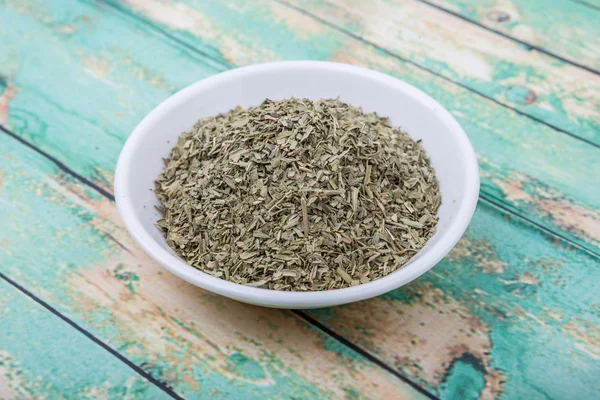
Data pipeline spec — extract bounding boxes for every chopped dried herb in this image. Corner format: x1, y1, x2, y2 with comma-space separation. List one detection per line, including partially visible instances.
155, 98, 440, 291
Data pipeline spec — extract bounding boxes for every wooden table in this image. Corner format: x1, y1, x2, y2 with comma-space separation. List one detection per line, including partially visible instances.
1, 0, 598, 398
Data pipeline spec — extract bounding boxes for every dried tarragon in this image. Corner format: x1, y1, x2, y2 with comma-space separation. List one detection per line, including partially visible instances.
155, 98, 440, 291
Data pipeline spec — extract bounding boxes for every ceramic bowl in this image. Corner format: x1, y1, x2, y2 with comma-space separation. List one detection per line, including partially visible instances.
114, 61, 479, 308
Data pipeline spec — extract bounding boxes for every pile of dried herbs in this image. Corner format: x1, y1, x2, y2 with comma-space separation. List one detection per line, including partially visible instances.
155, 98, 440, 291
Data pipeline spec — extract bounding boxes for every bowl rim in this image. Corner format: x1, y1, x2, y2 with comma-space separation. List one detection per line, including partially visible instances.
114, 61, 479, 308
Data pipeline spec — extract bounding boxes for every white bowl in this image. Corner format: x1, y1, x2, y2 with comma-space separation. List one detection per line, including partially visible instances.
114, 61, 479, 309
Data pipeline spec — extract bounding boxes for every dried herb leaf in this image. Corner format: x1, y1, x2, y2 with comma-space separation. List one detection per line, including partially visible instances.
155, 98, 440, 291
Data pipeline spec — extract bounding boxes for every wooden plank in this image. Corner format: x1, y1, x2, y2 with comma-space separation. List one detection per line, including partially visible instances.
0, 134, 427, 399
0, 279, 170, 400
1, 2, 598, 397
121, 0, 600, 145
3, 0, 597, 256
3, 114, 599, 399
422, 0, 600, 71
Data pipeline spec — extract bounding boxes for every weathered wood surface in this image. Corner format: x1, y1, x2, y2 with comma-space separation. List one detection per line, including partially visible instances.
1, 0, 599, 398
2, 0, 599, 256
424, 0, 600, 72
0, 279, 171, 399
285, 0, 600, 143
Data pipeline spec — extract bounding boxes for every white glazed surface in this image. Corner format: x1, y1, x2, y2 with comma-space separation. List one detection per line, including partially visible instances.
114, 61, 479, 309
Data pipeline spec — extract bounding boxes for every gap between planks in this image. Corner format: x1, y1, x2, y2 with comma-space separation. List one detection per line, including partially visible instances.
2, 120, 600, 397
0, 271, 185, 400
293, 311, 439, 399
569, 0, 600, 12
414, 0, 600, 75
83, 0, 231, 70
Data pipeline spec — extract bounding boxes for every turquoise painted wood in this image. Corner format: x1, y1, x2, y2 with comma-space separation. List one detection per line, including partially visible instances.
1, 0, 599, 399
1, 0, 599, 257
0, 279, 170, 399
425, 0, 600, 71
286, 0, 600, 144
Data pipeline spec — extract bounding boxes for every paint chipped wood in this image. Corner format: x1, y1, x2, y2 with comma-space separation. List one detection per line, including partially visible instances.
1, 0, 599, 398
0, 279, 170, 399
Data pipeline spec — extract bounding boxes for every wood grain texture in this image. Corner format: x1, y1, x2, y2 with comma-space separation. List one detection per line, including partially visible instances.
1, 0, 599, 398
424, 0, 600, 71
0, 279, 170, 400
3, 0, 597, 257
287, 0, 600, 145
0, 134, 427, 399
